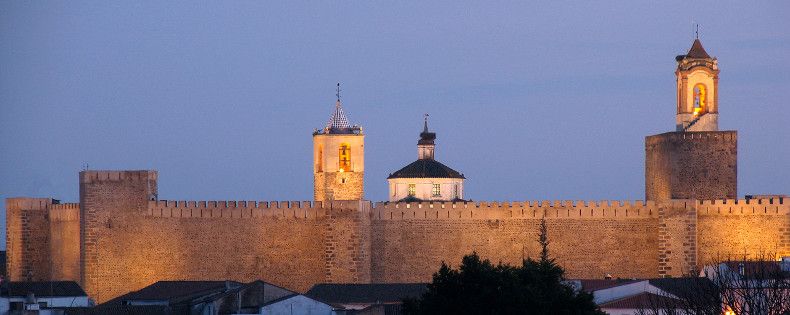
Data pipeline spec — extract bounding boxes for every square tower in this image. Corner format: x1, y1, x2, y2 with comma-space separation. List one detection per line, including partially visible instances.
313, 88, 364, 201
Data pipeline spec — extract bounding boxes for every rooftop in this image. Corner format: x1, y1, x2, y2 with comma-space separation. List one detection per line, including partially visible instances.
3, 281, 87, 298
305, 283, 428, 305
387, 159, 465, 179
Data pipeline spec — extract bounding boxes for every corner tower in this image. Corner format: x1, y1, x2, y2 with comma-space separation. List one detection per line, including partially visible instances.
646, 39, 736, 201
313, 84, 364, 201
675, 38, 720, 132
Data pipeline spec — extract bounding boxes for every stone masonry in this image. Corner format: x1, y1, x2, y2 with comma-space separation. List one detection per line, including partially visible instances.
6, 170, 789, 303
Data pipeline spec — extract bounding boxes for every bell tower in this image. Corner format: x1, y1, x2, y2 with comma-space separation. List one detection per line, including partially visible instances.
645, 38, 737, 201
313, 84, 365, 201
675, 38, 719, 132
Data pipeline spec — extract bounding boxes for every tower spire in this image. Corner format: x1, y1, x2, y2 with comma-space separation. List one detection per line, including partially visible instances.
336, 82, 341, 102
423, 113, 429, 133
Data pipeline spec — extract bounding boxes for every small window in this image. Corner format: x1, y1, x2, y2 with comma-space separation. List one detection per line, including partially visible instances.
339, 143, 351, 172
408, 184, 416, 196
454, 185, 459, 198
432, 184, 441, 197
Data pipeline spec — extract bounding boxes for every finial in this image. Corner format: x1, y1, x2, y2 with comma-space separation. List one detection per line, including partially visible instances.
423, 113, 429, 133
336, 83, 341, 102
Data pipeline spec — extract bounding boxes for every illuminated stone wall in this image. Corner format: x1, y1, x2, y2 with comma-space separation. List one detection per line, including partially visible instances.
49, 203, 81, 282
6, 171, 788, 304
5, 198, 53, 281
696, 199, 790, 264
314, 171, 364, 201
370, 201, 661, 282
645, 131, 737, 201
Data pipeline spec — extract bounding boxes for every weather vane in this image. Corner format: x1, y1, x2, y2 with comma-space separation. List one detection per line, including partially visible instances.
695, 23, 699, 39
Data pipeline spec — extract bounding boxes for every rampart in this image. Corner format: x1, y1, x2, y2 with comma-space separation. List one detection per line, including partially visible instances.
6, 171, 789, 303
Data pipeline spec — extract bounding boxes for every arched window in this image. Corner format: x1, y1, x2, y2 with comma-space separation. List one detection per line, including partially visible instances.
693, 83, 707, 115
338, 143, 351, 172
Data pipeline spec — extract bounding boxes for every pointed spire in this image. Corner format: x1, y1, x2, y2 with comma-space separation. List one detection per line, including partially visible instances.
325, 83, 351, 131
423, 113, 429, 133
687, 38, 711, 59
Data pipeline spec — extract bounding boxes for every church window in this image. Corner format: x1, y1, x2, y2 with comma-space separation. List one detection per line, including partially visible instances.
408, 184, 416, 196
339, 143, 351, 172
432, 184, 441, 197
693, 83, 706, 115
454, 185, 459, 198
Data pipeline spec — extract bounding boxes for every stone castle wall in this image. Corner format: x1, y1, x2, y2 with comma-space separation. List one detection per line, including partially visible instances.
370, 200, 660, 283
314, 172, 365, 201
49, 203, 81, 282
645, 131, 737, 201
5, 198, 53, 281
6, 171, 789, 303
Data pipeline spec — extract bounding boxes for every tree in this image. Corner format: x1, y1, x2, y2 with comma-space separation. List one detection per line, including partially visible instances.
403, 218, 604, 315
637, 254, 790, 315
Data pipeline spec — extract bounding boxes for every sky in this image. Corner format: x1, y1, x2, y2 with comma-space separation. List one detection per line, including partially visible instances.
1, 2, 789, 248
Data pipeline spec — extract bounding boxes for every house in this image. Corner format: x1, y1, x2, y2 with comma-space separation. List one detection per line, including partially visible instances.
573, 278, 717, 315
260, 283, 428, 315
0, 281, 91, 315
89, 280, 295, 315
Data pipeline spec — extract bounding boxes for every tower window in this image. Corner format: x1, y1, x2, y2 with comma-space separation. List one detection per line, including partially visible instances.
454, 185, 459, 198
339, 143, 351, 172
408, 184, 416, 197
693, 84, 707, 115
432, 184, 441, 197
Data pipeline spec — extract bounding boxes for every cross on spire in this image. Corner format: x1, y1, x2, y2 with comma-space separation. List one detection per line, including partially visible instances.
336, 83, 341, 102
423, 113, 429, 133
695, 23, 699, 39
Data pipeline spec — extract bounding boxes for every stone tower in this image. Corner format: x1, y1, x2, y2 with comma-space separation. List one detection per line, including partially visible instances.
313, 85, 364, 201
645, 39, 736, 201
675, 38, 719, 132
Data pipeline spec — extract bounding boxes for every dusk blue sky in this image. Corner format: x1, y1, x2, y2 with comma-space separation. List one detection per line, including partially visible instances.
2, 2, 789, 247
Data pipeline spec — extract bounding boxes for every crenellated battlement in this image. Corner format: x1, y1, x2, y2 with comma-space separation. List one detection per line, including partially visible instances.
145, 199, 368, 219
645, 130, 737, 146
49, 203, 80, 221
696, 198, 788, 216
80, 170, 157, 183
371, 200, 660, 220
143, 198, 790, 220
5, 198, 52, 211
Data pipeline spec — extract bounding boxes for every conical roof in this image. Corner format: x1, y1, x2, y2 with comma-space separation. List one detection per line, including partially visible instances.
686, 39, 711, 59
326, 100, 351, 130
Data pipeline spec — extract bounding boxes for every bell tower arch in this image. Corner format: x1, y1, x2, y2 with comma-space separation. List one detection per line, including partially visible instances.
675, 38, 720, 132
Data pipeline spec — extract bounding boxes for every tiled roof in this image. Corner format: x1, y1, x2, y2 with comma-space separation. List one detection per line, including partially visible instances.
326, 100, 351, 130
722, 261, 786, 278
578, 279, 642, 292
598, 292, 680, 309
387, 159, 464, 179
648, 277, 717, 298
687, 39, 711, 59
64, 305, 170, 315
305, 283, 428, 304
107, 281, 242, 305
4, 281, 87, 297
